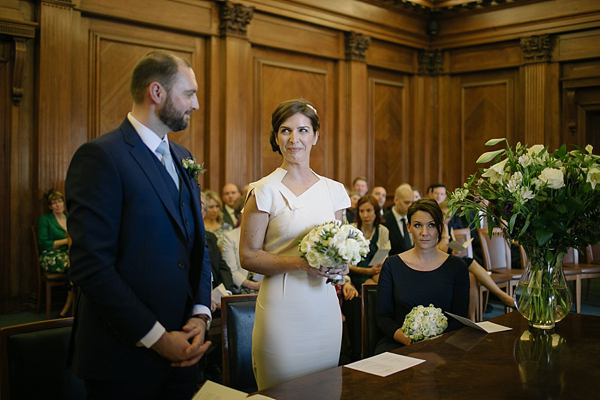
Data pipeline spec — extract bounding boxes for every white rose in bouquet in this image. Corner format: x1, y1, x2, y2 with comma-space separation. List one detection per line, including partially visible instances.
298, 220, 370, 284
401, 304, 448, 343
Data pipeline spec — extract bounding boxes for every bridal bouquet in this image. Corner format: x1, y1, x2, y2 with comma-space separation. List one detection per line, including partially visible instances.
299, 220, 370, 284
401, 304, 448, 342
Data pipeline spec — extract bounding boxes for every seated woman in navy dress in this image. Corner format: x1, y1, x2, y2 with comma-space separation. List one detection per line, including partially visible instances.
375, 199, 469, 354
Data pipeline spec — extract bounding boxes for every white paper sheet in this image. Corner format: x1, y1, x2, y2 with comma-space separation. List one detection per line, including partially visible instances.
192, 381, 274, 400
368, 248, 390, 266
344, 352, 425, 377
211, 283, 229, 304
448, 237, 474, 252
445, 312, 512, 333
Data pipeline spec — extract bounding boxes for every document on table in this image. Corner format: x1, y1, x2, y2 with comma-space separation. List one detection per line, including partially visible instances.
446, 312, 512, 333
192, 381, 274, 400
344, 352, 425, 377
369, 248, 390, 266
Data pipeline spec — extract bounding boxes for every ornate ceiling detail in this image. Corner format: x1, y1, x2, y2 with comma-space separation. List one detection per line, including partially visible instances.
418, 49, 444, 75
345, 32, 371, 61
359, 0, 541, 15
219, 1, 255, 38
520, 34, 551, 63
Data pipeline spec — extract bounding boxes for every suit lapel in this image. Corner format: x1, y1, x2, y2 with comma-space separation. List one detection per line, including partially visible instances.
121, 120, 186, 236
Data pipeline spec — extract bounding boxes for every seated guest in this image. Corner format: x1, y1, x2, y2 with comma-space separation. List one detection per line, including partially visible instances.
222, 197, 262, 293
438, 201, 514, 319
426, 183, 447, 204
345, 190, 361, 224
383, 184, 414, 256
352, 176, 369, 198
221, 183, 241, 227
375, 199, 469, 354
371, 186, 387, 215
348, 195, 391, 288
203, 189, 232, 249
37, 189, 74, 318
412, 187, 422, 201
344, 195, 391, 362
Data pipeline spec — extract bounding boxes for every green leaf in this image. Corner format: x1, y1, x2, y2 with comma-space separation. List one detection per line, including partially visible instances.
476, 149, 505, 164
485, 138, 507, 146
536, 229, 553, 246
509, 213, 518, 233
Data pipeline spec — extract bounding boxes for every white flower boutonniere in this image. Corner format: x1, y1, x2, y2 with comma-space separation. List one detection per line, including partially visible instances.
181, 157, 206, 184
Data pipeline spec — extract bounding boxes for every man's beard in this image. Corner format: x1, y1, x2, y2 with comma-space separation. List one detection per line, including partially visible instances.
159, 94, 189, 132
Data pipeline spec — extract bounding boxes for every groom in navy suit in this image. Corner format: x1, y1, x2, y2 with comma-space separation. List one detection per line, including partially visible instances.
66, 51, 212, 399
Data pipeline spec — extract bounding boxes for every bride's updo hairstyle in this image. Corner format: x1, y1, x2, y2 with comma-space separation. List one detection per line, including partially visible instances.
270, 99, 320, 154
407, 199, 444, 243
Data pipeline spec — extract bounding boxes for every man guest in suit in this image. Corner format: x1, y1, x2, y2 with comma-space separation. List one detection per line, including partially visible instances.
66, 51, 212, 399
221, 183, 241, 227
383, 183, 415, 256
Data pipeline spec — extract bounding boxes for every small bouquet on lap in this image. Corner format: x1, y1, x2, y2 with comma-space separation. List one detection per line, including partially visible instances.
299, 220, 370, 284
402, 304, 448, 343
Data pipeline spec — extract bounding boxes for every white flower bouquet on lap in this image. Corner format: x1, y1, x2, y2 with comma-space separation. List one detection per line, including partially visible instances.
402, 304, 448, 342
299, 220, 370, 284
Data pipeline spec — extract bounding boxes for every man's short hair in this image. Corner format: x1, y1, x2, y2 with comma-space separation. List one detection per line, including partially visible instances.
352, 176, 368, 186
426, 183, 446, 194
130, 50, 191, 104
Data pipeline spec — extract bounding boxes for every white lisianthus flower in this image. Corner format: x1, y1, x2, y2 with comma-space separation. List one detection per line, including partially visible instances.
506, 171, 523, 193
519, 186, 535, 202
481, 158, 508, 184
299, 239, 311, 253
518, 154, 532, 167
538, 167, 565, 189
587, 166, 600, 189
528, 144, 545, 156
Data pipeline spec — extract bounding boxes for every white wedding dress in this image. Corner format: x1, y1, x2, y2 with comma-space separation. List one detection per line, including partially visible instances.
249, 168, 351, 390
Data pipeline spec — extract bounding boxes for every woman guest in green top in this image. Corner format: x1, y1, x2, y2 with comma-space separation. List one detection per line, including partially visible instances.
38, 189, 74, 317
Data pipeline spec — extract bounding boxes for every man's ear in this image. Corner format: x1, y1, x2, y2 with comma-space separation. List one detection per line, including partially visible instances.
148, 82, 164, 105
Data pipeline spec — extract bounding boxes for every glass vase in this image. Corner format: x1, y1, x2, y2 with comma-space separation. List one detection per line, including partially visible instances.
514, 247, 572, 331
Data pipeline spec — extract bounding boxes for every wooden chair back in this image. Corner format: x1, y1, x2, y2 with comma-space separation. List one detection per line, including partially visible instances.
478, 228, 511, 272
452, 228, 473, 258
361, 283, 381, 359
587, 244, 600, 264
221, 294, 258, 393
0, 318, 85, 400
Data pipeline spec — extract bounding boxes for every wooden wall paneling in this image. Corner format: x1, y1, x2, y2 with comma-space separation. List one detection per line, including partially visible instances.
78, 0, 216, 37
249, 12, 344, 60
554, 28, 600, 62
368, 75, 407, 197
365, 38, 417, 74
334, 60, 348, 184
447, 41, 522, 74
206, 35, 222, 192
252, 48, 335, 182
438, 74, 462, 191
544, 62, 560, 151
346, 59, 368, 186
37, 1, 74, 197
433, 0, 600, 49
218, 35, 252, 192
245, 0, 429, 48
85, 17, 205, 162
457, 71, 520, 188
412, 74, 437, 193
522, 62, 548, 145
1, 40, 11, 311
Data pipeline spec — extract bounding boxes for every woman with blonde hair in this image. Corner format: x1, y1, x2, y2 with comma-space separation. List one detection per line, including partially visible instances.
202, 189, 232, 248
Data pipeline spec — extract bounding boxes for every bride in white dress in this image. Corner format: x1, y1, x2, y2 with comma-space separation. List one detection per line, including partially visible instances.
240, 99, 351, 390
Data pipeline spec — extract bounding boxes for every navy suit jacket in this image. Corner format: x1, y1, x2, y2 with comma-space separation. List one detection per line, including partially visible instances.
382, 209, 413, 256
66, 118, 212, 381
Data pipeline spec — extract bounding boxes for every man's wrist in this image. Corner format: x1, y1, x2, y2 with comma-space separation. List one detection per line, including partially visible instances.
193, 314, 211, 331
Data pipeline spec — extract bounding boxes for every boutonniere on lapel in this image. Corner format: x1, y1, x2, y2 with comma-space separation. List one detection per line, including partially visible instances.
181, 157, 207, 185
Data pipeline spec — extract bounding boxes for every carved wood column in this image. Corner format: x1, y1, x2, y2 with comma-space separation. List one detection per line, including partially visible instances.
345, 32, 370, 184
216, 1, 254, 190
37, 0, 74, 193
520, 34, 551, 145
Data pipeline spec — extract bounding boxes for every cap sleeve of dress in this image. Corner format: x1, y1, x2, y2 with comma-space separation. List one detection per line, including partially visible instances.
324, 178, 351, 212
245, 168, 288, 216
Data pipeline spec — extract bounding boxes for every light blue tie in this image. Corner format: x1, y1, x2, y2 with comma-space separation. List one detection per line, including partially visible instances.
156, 141, 179, 190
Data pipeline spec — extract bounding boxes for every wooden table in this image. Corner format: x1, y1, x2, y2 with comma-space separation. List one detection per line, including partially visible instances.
257, 312, 600, 399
